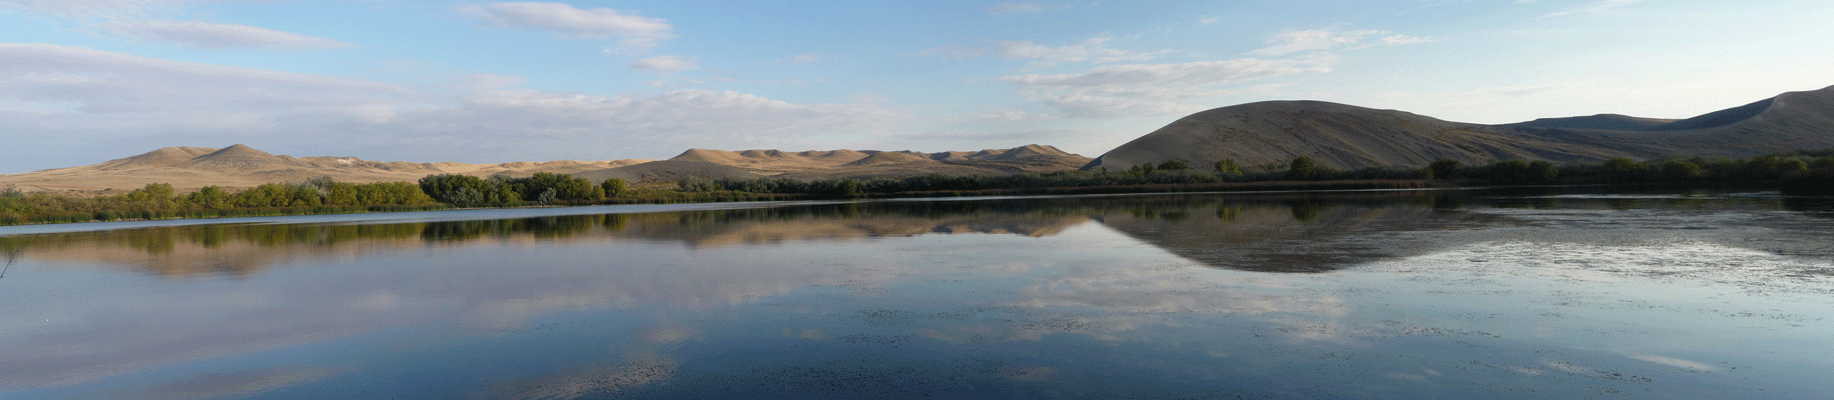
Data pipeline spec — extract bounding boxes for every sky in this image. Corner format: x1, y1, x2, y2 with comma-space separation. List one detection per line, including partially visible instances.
1, 0, 1831, 173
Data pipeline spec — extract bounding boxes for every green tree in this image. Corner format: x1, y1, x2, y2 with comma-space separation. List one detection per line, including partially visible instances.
287, 184, 321, 207
324, 182, 358, 205
1603, 157, 1647, 181
1286, 156, 1320, 181
1527, 160, 1558, 183
419, 174, 495, 207
188, 186, 233, 209
1660, 160, 1703, 179
1156, 159, 1189, 171
600, 178, 627, 197
1429, 159, 1461, 180
1129, 163, 1156, 175
837, 179, 862, 198
1215, 159, 1241, 175
125, 182, 175, 202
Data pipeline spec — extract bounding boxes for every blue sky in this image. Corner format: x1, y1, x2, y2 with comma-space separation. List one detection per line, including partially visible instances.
2, 0, 1831, 173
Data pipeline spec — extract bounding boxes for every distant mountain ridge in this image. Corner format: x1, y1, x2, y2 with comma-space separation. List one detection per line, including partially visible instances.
1086, 85, 1834, 170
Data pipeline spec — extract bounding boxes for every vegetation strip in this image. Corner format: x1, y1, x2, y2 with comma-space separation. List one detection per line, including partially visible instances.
4, 151, 1832, 227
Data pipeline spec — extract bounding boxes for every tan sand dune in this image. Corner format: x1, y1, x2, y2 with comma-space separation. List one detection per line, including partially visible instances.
0, 142, 1089, 195
842, 151, 932, 167
667, 148, 874, 175
658, 144, 1092, 180
0, 144, 655, 193
572, 160, 762, 184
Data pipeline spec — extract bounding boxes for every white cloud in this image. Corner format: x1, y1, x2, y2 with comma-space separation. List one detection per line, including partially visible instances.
461, 73, 528, 90
986, 2, 1046, 14
463, 2, 673, 53
1002, 56, 1335, 90
0, 0, 190, 20
0, 44, 905, 172
780, 53, 824, 63
908, 35, 1167, 64
975, 109, 1057, 121
628, 55, 698, 73
2, 0, 351, 52
1546, 0, 1648, 17
1199, 17, 1219, 24
0, 43, 410, 119
1378, 34, 1434, 46
1249, 28, 1436, 56
105, 21, 351, 50
1035, 95, 1205, 118
1250, 29, 1378, 56
999, 56, 1336, 117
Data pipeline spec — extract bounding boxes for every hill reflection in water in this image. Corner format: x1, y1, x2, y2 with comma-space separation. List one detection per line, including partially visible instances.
6, 188, 1824, 277
4, 189, 1833, 399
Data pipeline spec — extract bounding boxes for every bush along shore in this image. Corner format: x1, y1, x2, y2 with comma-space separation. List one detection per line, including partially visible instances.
4, 151, 1832, 226
1, 179, 448, 226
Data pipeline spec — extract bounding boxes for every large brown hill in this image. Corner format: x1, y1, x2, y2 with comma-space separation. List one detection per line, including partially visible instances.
1085, 85, 1834, 170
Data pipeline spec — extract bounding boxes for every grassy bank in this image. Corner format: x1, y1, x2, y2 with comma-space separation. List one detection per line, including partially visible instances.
6, 151, 1831, 227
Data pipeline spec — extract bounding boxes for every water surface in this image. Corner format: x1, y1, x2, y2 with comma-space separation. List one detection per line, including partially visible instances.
2, 189, 1831, 399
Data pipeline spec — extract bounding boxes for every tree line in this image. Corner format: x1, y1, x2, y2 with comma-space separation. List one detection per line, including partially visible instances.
1, 178, 442, 226
664, 151, 1834, 197
417, 173, 624, 207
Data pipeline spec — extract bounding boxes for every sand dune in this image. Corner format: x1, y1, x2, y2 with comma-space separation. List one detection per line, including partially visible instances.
0, 145, 656, 193
572, 160, 763, 183
651, 144, 1091, 180
563, 144, 1091, 183
0, 143, 1090, 193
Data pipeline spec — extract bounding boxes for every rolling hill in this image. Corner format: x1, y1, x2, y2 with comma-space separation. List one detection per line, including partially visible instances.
0, 144, 1091, 193
0, 145, 655, 193
654, 144, 1092, 180
1085, 85, 1834, 170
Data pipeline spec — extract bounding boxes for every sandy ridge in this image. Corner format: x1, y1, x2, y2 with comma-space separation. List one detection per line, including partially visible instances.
0, 144, 1091, 193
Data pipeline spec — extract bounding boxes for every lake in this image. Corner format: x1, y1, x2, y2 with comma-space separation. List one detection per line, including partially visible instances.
2, 188, 1831, 399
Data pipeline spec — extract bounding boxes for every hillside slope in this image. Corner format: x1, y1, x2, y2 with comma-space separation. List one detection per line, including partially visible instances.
662, 144, 1092, 179
1086, 85, 1834, 170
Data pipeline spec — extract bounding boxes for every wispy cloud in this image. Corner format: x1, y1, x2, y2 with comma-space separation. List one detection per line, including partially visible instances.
0, 44, 905, 170
1, 0, 352, 52
105, 21, 351, 50
986, 2, 1052, 14
1545, 0, 1649, 17
973, 109, 1058, 121
1000, 56, 1335, 117
0, 0, 191, 21
907, 35, 1168, 65
628, 55, 698, 73
1249, 28, 1436, 56
462, 2, 674, 53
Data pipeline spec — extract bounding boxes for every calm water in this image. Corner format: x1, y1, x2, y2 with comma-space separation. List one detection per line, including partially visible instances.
2, 189, 1831, 399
